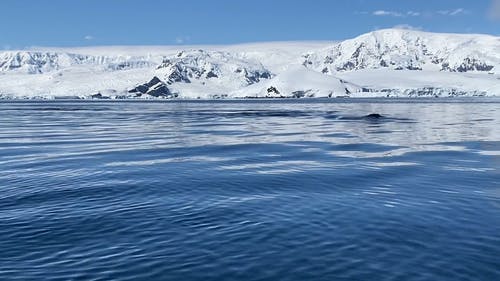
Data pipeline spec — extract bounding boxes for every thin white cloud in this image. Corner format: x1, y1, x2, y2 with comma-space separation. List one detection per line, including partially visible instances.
438, 8, 469, 16
450, 8, 467, 16
84, 35, 94, 40
365, 8, 469, 18
175, 36, 190, 44
373, 10, 404, 17
491, 0, 500, 20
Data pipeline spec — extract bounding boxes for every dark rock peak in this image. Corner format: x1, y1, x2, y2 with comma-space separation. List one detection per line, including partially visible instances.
128, 76, 175, 98
206, 70, 218, 78
146, 76, 162, 87
267, 86, 280, 95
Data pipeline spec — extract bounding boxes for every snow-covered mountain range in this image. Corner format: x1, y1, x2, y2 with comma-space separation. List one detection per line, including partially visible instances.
1, 29, 499, 99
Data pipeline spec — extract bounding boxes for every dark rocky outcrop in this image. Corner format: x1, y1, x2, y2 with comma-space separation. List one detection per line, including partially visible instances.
244, 70, 271, 84
128, 76, 176, 98
90, 92, 112, 99
206, 70, 218, 78
147, 84, 172, 97
267, 86, 280, 95
442, 58, 494, 72
291, 91, 306, 98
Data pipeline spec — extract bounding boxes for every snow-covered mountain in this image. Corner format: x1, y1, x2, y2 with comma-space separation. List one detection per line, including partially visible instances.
0, 29, 499, 99
303, 29, 500, 74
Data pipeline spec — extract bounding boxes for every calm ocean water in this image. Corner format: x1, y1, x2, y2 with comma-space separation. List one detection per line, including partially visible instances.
0, 99, 499, 280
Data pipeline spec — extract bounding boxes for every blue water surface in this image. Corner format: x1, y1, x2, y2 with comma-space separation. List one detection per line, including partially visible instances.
0, 99, 499, 280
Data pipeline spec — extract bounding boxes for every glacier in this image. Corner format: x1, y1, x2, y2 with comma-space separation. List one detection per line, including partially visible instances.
0, 29, 499, 99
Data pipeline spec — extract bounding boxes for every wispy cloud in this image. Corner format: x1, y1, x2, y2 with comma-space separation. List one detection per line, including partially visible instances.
174, 36, 190, 44
373, 10, 404, 17
437, 8, 469, 16
491, 0, 500, 20
84, 35, 94, 41
362, 8, 469, 18
392, 24, 423, 31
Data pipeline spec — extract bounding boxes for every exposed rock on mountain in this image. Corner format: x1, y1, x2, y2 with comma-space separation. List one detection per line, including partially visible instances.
128, 76, 176, 98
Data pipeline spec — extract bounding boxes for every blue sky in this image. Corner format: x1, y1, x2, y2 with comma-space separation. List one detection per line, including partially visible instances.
1, 0, 499, 48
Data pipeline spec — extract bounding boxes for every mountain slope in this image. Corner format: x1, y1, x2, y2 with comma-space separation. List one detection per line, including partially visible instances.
231, 66, 360, 98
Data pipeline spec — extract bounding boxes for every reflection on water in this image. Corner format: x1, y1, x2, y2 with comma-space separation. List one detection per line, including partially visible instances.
0, 99, 499, 280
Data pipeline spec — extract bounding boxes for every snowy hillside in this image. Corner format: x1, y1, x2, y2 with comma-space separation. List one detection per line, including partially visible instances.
231, 66, 360, 98
0, 29, 499, 99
